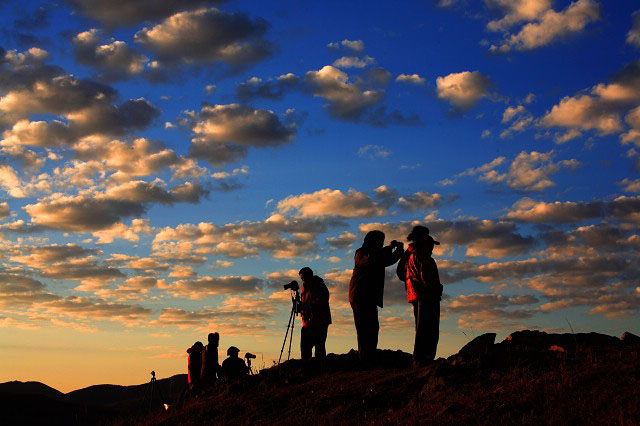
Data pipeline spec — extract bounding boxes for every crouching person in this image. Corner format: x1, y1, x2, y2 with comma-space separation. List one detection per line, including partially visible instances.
221, 346, 249, 381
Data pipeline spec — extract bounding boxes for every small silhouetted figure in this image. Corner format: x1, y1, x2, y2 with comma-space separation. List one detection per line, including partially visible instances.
201, 332, 220, 386
298, 267, 332, 360
349, 230, 404, 363
221, 346, 248, 381
186, 341, 204, 391
397, 225, 443, 364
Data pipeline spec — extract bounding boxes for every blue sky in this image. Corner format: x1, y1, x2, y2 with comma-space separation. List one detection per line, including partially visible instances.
1, 0, 639, 391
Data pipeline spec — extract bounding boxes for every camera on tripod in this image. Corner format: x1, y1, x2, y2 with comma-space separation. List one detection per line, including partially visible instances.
278, 280, 303, 363
244, 352, 256, 359
283, 280, 299, 291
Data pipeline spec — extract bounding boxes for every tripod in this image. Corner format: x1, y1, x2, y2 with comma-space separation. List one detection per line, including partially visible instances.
278, 289, 300, 363
141, 370, 166, 413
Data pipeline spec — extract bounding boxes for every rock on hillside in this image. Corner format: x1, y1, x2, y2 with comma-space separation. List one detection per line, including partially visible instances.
128, 330, 640, 426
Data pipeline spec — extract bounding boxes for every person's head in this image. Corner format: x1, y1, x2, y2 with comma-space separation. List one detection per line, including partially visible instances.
299, 266, 313, 283
192, 341, 204, 352
407, 225, 439, 254
227, 346, 240, 358
208, 332, 219, 345
362, 230, 385, 249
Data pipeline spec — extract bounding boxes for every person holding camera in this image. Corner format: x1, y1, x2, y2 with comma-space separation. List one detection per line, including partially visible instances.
396, 225, 443, 365
349, 230, 404, 363
298, 267, 332, 360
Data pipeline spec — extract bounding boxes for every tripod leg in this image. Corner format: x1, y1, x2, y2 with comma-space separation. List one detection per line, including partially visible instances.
150, 379, 155, 411
141, 380, 152, 412
287, 311, 295, 360
156, 379, 166, 405
278, 306, 295, 363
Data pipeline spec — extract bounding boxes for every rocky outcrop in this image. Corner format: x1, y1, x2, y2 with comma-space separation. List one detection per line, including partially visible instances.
448, 333, 496, 364
621, 331, 640, 345
503, 330, 621, 352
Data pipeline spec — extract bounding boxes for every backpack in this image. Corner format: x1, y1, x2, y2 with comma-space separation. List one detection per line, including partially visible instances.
396, 251, 410, 282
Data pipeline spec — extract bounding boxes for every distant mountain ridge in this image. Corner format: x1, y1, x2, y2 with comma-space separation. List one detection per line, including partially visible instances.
0, 380, 66, 400
0, 374, 187, 425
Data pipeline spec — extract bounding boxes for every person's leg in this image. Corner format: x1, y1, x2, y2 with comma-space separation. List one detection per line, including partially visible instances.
300, 326, 313, 360
352, 303, 366, 358
359, 303, 378, 362
369, 303, 379, 356
425, 300, 440, 360
413, 300, 427, 362
315, 325, 328, 359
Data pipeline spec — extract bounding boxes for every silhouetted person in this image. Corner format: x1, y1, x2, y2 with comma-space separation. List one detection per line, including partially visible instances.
186, 341, 204, 391
221, 346, 248, 381
398, 225, 442, 365
349, 230, 404, 363
201, 332, 220, 386
299, 267, 332, 360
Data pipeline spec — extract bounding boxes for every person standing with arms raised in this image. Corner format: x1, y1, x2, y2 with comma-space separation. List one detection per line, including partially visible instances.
298, 267, 332, 360
349, 230, 404, 363
397, 225, 443, 366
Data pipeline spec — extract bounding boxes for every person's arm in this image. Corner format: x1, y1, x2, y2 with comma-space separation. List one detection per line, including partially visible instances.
380, 243, 403, 267
429, 258, 443, 298
353, 249, 373, 268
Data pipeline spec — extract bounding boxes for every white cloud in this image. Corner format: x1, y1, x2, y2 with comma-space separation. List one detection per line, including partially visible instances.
328, 39, 364, 52
396, 73, 425, 85
502, 105, 526, 123
187, 104, 296, 166
436, 71, 492, 110
134, 8, 271, 68
304, 65, 383, 120
277, 188, 389, 218
72, 29, 149, 81
490, 0, 600, 52
357, 144, 391, 159
627, 10, 640, 48
332, 56, 375, 69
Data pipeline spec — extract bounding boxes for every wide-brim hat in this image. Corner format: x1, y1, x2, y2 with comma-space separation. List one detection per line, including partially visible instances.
227, 346, 240, 355
426, 235, 440, 245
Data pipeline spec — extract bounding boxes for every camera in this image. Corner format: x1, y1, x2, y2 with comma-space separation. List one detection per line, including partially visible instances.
283, 280, 299, 291
244, 352, 256, 359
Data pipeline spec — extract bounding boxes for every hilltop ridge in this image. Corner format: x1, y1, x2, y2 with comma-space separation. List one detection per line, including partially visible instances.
3, 330, 639, 425
132, 330, 640, 426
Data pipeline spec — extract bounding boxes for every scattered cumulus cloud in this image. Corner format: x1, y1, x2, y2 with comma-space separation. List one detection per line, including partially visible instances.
488, 0, 600, 52
186, 104, 297, 166
134, 8, 272, 70
327, 39, 365, 53
627, 11, 640, 48
357, 144, 391, 159
396, 74, 425, 85
436, 71, 493, 111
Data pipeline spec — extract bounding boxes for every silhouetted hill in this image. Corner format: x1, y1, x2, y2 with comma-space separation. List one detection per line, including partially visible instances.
67, 374, 187, 408
0, 380, 65, 400
126, 330, 640, 426
0, 374, 187, 425
4, 331, 639, 425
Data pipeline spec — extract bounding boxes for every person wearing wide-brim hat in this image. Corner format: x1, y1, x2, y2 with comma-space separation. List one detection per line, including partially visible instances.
397, 225, 443, 365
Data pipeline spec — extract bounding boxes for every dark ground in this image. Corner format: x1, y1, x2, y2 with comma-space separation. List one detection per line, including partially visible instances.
3, 331, 639, 425
126, 331, 640, 426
